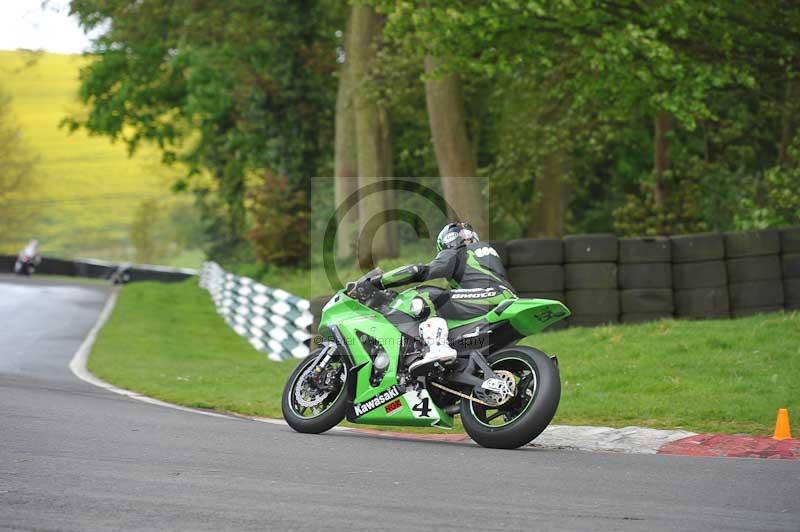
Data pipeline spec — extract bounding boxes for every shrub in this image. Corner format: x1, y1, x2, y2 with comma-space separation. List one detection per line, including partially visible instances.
613, 171, 708, 236
246, 171, 309, 266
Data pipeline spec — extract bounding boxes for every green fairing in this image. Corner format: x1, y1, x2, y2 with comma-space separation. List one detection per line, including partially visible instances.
491, 298, 570, 335
318, 286, 569, 428
319, 292, 453, 428
388, 289, 421, 316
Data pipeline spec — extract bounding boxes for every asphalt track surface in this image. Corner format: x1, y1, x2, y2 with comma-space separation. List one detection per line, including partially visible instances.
1, 275, 798, 532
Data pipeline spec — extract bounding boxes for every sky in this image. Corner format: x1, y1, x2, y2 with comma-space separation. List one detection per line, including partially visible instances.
0, 0, 96, 54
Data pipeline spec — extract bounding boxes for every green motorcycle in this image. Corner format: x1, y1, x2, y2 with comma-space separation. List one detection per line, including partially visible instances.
281, 268, 570, 449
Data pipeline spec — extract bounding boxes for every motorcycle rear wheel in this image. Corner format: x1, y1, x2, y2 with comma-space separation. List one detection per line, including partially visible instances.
460, 346, 560, 449
281, 351, 348, 434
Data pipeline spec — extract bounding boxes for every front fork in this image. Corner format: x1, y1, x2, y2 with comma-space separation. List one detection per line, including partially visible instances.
308, 341, 339, 387
311, 341, 337, 370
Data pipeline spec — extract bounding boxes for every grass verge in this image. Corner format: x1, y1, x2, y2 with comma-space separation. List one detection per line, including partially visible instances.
90, 280, 800, 435
90, 280, 292, 417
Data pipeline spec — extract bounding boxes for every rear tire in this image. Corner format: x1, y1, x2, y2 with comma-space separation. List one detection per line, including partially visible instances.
281, 352, 348, 434
461, 346, 560, 449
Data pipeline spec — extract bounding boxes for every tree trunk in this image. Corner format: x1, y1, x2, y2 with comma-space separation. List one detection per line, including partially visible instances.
653, 110, 671, 208
349, 4, 394, 268
380, 108, 399, 257
530, 148, 570, 237
424, 55, 489, 239
334, 10, 359, 261
778, 63, 799, 165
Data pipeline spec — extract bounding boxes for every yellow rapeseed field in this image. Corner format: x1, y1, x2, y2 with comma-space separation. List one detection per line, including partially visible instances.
0, 50, 186, 260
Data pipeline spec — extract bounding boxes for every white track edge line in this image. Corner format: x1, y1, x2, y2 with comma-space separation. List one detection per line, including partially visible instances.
67, 289, 358, 432
69, 288, 241, 421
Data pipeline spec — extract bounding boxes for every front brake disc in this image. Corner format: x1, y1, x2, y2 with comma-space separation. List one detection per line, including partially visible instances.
294, 367, 331, 408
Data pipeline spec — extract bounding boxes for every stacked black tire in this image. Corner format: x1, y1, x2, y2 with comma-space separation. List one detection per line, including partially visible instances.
505, 238, 567, 330
505, 238, 565, 302
671, 233, 730, 319
780, 226, 800, 311
618, 237, 673, 323
563, 234, 619, 327
724, 230, 784, 317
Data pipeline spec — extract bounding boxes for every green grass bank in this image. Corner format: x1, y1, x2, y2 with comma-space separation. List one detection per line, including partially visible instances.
89, 280, 800, 435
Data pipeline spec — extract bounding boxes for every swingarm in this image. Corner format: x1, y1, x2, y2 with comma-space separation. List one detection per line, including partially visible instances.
446, 350, 499, 389
428, 350, 514, 406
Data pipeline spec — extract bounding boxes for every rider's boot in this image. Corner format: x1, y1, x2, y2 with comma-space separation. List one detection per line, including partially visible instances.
409, 317, 457, 373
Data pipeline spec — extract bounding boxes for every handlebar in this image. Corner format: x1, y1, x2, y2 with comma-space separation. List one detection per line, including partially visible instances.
346, 275, 395, 309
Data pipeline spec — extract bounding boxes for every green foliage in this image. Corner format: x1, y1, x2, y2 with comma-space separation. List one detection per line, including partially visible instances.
374, 0, 800, 237
246, 172, 310, 267
66, 0, 800, 256
613, 172, 708, 236
68, 0, 343, 262
167, 200, 207, 251
734, 165, 800, 230
0, 88, 40, 242
130, 197, 207, 264
130, 198, 166, 263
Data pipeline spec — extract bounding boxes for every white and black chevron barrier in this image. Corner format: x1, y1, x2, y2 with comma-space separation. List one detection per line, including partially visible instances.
199, 262, 313, 361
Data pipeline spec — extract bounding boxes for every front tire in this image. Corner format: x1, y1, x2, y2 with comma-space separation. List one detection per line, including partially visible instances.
281, 351, 348, 434
460, 346, 560, 449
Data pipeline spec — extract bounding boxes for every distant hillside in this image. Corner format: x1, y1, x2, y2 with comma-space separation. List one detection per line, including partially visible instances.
0, 50, 188, 261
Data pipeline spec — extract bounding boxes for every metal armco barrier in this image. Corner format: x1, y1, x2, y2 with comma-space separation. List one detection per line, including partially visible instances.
200, 262, 313, 361
0, 254, 196, 282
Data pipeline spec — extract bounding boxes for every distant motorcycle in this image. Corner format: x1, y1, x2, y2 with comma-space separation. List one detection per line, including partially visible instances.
109, 263, 133, 284
14, 240, 41, 276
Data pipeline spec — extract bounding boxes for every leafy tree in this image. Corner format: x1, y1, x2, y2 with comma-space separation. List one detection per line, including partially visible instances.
246, 171, 310, 266
68, 0, 341, 261
69, 0, 800, 256
375, 0, 800, 237
0, 89, 40, 248
130, 198, 166, 263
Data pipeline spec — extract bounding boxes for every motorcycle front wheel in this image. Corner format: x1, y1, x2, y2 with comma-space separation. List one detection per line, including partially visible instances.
281, 350, 348, 434
460, 346, 560, 449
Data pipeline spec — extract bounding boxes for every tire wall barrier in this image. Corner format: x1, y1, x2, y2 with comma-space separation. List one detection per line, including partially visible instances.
199, 262, 313, 361
723, 230, 783, 317
0, 254, 196, 283
506, 238, 567, 330
671, 233, 729, 319
619, 237, 673, 324
563, 234, 619, 327
780, 227, 800, 311
306, 226, 800, 333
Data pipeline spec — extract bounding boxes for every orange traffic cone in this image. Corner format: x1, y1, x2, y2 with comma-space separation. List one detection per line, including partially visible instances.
773, 408, 792, 440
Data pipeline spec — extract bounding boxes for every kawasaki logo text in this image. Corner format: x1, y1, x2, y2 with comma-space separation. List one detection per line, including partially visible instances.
353, 386, 401, 416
